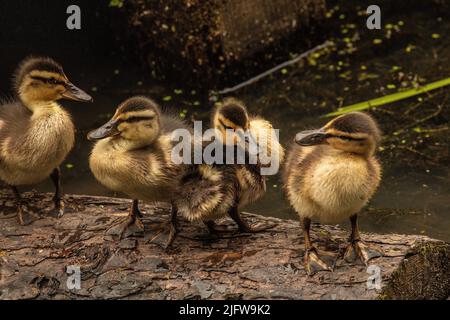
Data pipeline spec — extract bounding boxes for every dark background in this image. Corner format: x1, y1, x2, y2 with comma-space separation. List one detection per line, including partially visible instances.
0, 0, 150, 198
0, 0, 120, 93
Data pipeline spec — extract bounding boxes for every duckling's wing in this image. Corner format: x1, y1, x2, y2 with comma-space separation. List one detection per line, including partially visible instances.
174, 164, 237, 222
0, 101, 31, 156
159, 113, 191, 134
0, 100, 30, 124
159, 112, 199, 165
249, 116, 285, 169
0, 99, 32, 165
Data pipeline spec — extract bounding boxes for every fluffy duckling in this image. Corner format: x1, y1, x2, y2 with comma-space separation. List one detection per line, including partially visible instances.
175, 98, 284, 233
88, 96, 190, 247
283, 112, 382, 274
0, 56, 92, 225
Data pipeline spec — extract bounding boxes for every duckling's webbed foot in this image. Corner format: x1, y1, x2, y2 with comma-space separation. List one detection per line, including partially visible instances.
344, 215, 382, 265
228, 206, 276, 233
48, 197, 65, 218
300, 217, 335, 276
146, 204, 179, 250
344, 240, 382, 265
17, 205, 41, 226
48, 167, 65, 218
107, 200, 144, 239
11, 186, 40, 226
164, 218, 178, 250
118, 215, 145, 239
304, 247, 335, 275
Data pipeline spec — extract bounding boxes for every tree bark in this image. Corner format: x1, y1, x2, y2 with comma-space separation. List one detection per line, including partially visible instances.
1, 191, 449, 300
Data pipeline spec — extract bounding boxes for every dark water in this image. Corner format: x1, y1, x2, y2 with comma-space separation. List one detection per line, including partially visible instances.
1, 1, 449, 241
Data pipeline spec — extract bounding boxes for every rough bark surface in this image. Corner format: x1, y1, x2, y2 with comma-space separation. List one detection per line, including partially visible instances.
1, 191, 449, 300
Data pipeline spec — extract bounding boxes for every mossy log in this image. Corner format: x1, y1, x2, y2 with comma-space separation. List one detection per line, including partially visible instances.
0, 192, 449, 300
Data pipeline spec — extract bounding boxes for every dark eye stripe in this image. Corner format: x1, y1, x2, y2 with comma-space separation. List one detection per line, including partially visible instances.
219, 119, 233, 130
30, 76, 47, 82
122, 116, 155, 123
30, 76, 65, 85
330, 134, 366, 141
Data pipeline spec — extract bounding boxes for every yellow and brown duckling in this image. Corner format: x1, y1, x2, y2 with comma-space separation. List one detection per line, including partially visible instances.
0, 56, 92, 225
283, 112, 382, 275
88, 96, 190, 247
175, 97, 284, 234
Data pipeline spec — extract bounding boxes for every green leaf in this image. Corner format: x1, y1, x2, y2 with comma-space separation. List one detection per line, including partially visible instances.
405, 45, 416, 53
109, 0, 124, 8
373, 39, 383, 45
324, 77, 450, 117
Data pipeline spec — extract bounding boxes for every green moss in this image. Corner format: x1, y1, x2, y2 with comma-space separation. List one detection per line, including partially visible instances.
416, 241, 448, 256
379, 241, 450, 299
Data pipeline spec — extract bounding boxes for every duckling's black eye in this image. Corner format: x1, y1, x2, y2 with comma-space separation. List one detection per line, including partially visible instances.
47, 78, 59, 85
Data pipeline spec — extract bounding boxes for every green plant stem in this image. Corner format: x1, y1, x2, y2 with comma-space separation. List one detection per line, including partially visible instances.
324, 77, 450, 117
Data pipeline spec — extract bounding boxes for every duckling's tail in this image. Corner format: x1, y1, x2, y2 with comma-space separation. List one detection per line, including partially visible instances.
174, 164, 236, 222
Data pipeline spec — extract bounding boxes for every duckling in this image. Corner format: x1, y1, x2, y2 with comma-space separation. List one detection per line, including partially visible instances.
0, 56, 92, 225
283, 112, 382, 275
88, 96, 190, 247
175, 97, 284, 234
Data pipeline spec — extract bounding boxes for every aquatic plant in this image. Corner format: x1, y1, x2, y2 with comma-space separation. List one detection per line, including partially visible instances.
325, 77, 450, 117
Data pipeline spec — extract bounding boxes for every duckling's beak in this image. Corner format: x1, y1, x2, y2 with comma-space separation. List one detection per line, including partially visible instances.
295, 128, 328, 146
62, 82, 93, 102
87, 119, 119, 141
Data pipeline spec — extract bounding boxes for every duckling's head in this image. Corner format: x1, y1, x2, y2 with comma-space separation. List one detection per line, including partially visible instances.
295, 112, 381, 157
87, 96, 161, 149
13, 56, 92, 110
212, 97, 252, 146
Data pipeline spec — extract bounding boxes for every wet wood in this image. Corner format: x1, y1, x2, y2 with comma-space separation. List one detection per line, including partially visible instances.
0, 191, 449, 300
